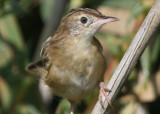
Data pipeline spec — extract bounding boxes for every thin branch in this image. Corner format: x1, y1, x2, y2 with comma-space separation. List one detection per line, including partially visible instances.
91, 0, 160, 113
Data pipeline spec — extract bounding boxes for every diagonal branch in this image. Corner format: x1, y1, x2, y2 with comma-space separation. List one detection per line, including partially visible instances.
91, 0, 160, 113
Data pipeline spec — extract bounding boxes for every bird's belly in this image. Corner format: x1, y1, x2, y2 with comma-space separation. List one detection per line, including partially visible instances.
45, 49, 106, 101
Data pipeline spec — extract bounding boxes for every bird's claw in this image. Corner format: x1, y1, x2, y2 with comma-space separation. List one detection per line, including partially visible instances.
99, 82, 113, 109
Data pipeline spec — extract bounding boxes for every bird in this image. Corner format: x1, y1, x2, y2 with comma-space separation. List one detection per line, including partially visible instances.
26, 8, 119, 114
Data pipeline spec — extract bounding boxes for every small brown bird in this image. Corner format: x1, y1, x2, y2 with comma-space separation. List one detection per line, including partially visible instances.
26, 8, 119, 114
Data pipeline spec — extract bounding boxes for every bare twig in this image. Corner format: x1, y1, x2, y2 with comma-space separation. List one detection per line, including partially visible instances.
91, 0, 160, 113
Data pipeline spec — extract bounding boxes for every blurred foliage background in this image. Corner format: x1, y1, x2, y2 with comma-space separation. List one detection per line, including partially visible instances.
0, 0, 160, 114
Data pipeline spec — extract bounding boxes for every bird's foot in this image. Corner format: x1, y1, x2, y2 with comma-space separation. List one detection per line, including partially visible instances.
98, 82, 113, 108
69, 100, 75, 114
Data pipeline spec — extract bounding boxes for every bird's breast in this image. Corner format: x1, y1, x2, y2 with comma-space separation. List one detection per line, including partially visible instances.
45, 41, 106, 101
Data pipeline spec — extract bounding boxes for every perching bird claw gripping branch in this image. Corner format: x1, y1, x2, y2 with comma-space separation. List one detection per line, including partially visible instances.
91, 0, 160, 113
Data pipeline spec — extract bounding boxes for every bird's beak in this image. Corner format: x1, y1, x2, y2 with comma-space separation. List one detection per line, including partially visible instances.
88, 16, 119, 36
94, 16, 120, 25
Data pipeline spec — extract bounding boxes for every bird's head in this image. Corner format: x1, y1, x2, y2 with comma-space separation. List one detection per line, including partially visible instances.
60, 8, 119, 40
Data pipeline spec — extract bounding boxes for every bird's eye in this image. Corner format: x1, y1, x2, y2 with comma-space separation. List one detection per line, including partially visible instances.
80, 17, 88, 24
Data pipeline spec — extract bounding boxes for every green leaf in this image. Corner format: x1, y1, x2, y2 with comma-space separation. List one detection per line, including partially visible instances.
19, 0, 32, 13
0, 37, 13, 67
101, 0, 139, 9
126, 2, 146, 25
96, 32, 124, 57
15, 104, 41, 114
40, 0, 55, 22
151, 34, 160, 65
0, 76, 12, 111
140, 47, 151, 78
0, 14, 24, 49
56, 99, 70, 114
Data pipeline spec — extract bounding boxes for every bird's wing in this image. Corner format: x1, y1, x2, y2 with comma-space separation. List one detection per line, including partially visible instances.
26, 33, 58, 76
26, 36, 53, 76
92, 36, 103, 52
26, 35, 55, 76
26, 60, 48, 77
40, 34, 65, 70
40, 36, 54, 70
40, 36, 51, 62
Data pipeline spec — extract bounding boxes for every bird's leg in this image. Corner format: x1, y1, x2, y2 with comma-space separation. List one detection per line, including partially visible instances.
69, 100, 75, 114
99, 82, 113, 108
